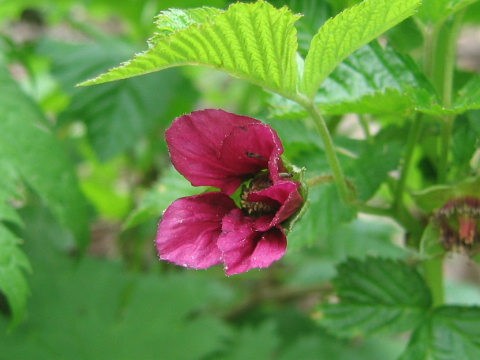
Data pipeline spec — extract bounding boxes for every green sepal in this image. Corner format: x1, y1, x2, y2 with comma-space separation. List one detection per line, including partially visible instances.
419, 220, 446, 259
412, 176, 480, 212
281, 160, 308, 234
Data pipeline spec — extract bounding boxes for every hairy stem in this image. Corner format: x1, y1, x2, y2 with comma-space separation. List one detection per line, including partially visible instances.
356, 203, 392, 217
394, 114, 423, 214
423, 24, 440, 82
306, 174, 335, 187
359, 115, 373, 143
438, 12, 465, 183
296, 96, 353, 205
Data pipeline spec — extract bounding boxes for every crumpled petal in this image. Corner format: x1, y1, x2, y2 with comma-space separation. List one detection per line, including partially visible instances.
165, 109, 260, 194
218, 209, 287, 275
220, 123, 285, 183
248, 181, 303, 230
156, 192, 236, 269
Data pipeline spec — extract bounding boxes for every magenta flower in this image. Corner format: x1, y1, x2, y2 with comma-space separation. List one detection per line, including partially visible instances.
156, 109, 304, 275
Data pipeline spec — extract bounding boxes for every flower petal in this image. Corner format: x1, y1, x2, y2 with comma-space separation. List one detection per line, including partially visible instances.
248, 181, 303, 229
220, 123, 285, 183
156, 192, 236, 269
218, 209, 286, 275
165, 109, 259, 194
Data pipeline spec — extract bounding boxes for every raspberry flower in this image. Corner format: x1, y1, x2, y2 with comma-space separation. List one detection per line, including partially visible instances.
156, 109, 305, 275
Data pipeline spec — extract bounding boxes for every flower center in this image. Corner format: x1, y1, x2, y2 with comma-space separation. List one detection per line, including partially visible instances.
240, 173, 279, 217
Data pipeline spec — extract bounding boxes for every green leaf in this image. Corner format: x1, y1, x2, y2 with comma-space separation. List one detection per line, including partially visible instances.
279, 332, 406, 360
416, 75, 480, 115
399, 306, 480, 360
345, 137, 402, 202
451, 117, 478, 168
270, 0, 334, 56
0, 64, 89, 248
39, 39, 196, 160
80, 1, 301, 99
271, 42, 436, 118
452, 74, 480, 112
417, 0, 479, 24
288, 183, 356, 249
0, 160, 23, 227
150, 7, 222, 42
301, 0, 422, 98
0, 206, 231, 359
0, 226, 31, 329
124, 166, 208, 229
319, 257, 432, 337
0, 202, 22, 226
216, 322, 279, 360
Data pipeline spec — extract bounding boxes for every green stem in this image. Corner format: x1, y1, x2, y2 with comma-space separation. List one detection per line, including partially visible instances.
438, 11, 465, 183
393, 114, 423, 214
358, 115, 373, 144
306, 174, 335, 187
423, 24, 440, 82
356, 203, 392, 217
422, 256, 444, 307
297, 97, 353, 205
439, 114, 454, 183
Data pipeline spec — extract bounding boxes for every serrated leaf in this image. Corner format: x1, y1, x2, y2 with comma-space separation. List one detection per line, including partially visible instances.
301, 0, 422, 98
0, 225, 31, 329
416, 75, 480, 115
80, 1, 301, 99
0, 160, 23, 227
270, 42, 436, 118
399, 306, 480, 360
124, 166, 208, 229
347, 138, 402, 202
270, 0, 334, 56
319, 257, 432, 337
0, 65, 89, 248
151, 7, 222, 42
39, 39, 196, 160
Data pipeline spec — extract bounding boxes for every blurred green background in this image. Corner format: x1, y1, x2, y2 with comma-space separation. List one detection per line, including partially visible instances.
1, 0, 479, 359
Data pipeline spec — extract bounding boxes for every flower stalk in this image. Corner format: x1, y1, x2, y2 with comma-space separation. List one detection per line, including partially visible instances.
394, 114, 423, 215
296, 96, 353, 205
